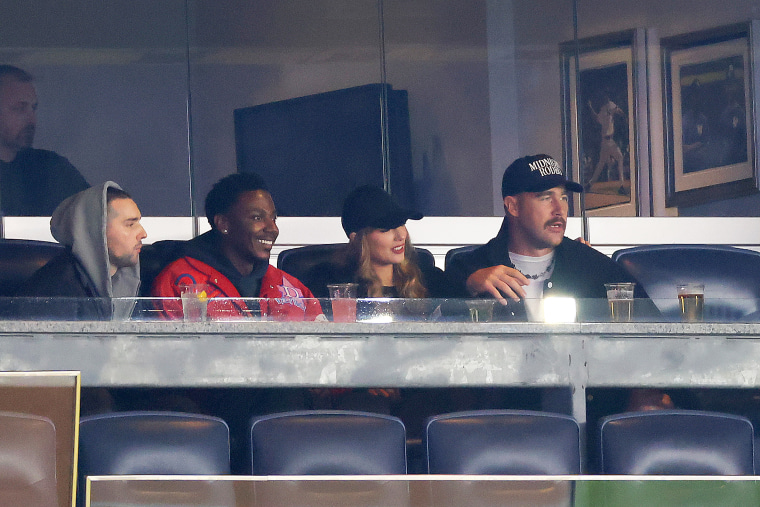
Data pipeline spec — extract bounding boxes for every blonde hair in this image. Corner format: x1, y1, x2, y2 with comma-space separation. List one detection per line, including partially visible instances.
345, 228, 427, 298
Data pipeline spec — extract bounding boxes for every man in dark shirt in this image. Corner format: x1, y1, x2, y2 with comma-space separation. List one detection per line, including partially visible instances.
446, 153, 655, 321
0, 65, 89, 215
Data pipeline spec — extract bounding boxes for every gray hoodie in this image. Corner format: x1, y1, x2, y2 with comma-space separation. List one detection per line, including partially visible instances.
50, 181, 140, 319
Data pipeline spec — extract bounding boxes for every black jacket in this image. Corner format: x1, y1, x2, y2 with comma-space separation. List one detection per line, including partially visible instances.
445, 218, 658, 321
13, 250, 111, 320
0, 148, 89, 216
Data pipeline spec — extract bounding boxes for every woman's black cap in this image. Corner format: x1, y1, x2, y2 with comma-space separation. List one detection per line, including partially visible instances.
341, 185, 423, 236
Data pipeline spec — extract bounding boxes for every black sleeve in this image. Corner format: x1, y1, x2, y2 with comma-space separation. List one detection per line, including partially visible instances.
443, 245, 492, 298
556, 240, 662, 321
10, 255, 110, 320
41, 155, 90, 215
421, 264, 452, 298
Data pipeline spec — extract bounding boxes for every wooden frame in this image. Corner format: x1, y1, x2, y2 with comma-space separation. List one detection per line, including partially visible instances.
561, 29, 650, 217
662, 21, 760, 207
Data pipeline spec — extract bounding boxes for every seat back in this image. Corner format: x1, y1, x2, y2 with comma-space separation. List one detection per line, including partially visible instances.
78, 411, 230, 506
600, 409, 754, 475
612, 244, 760, 320
277, 243, 436, 281
425, 410, 581, 475
276, 244, 343, 280
0, 411, 57, 507
444, 245, 480, 272
0, 239, 65, 297
249, 410, 407, 475
138, 240, 187, 296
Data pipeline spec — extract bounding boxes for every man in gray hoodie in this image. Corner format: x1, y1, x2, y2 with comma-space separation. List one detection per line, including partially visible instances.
16, 181, 146, 319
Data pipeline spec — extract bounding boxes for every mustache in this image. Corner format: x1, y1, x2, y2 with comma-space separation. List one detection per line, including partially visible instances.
545, 218, 566, 228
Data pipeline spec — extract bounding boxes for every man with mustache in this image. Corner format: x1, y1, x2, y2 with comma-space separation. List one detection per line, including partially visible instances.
446, 154, 650, 321
0, 65, 89, 215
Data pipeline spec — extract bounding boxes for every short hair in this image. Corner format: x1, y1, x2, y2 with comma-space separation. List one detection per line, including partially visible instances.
0, 65, 33, 87
205, 172, 269, 228
106, 186, 132, 205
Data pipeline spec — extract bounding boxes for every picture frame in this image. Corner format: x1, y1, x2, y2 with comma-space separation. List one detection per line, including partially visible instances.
560, 29, 651, 217
662, 21, 760, 207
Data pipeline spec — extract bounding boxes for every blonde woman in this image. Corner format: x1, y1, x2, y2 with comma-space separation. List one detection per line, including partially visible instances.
305, 185, 446, 299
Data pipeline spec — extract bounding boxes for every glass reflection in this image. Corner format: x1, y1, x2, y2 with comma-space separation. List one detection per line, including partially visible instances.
0, 0, 757, 220
0, 0, 192, 217
187, 0, 385, 219
0, 296, 757, 322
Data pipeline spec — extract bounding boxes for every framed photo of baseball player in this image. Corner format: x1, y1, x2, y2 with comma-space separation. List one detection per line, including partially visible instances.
560, 29, 651, 217
662, 21, 760, 207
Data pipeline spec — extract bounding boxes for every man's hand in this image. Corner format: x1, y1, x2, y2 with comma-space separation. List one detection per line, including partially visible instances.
465, 265, 529, 304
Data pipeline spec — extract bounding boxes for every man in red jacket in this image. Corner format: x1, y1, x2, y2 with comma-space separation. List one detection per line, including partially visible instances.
151, 173, 323, 321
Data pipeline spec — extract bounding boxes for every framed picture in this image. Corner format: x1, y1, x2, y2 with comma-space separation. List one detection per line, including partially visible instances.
662, 21, 760, 207
561, 29, 650, 216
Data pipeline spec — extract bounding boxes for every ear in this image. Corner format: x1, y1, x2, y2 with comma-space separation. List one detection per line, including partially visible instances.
504, 195, 519, 217
348, 232, 357, 242
213, 214, 229, 233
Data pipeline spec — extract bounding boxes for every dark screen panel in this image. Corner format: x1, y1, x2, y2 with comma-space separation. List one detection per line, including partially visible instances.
234, 83, 413, 216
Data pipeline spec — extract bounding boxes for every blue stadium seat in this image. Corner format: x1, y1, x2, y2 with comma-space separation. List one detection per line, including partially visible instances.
612, 244, 760, 321
249, 410, 407, 475
425, 410, 581, 474
0, 238, 65, 296
78, 411, 230, 506
600, 409, 754, 475
443, 245, 480, 272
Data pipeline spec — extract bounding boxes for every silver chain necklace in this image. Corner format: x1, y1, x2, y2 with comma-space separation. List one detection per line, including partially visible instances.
517, 255, 556, 280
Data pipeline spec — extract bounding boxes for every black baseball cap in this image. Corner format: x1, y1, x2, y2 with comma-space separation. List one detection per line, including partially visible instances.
341, 185, 423, 236
501, 154, 584, 197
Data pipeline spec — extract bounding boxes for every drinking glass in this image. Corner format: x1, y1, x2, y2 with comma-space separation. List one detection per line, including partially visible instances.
604, 282, 636, 322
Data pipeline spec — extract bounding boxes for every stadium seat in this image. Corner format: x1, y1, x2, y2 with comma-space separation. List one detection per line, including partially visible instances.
425, 409, 581, 474
612, 244, 760, 321
600, 409, 754, 475
249, 410, 406, 475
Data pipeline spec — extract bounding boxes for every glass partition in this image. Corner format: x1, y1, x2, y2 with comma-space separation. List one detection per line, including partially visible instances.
381, 0, 529, 217
186, 0, 385, 220
573, 0, 760, 218
2, 1, 758, 221
0, 296, 755, 323
0, 0, 192, 217
87, 476, 760, 507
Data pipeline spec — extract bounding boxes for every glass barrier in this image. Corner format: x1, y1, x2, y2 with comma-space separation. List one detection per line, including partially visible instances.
574, 1, 760, 218
0, 296, 758, 323
87, 475, 760, 507
0, 0, 192, 217
2, 1, 760, 220
187, 0, 385, 219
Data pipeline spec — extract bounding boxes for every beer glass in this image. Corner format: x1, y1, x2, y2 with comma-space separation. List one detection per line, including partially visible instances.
677, 283, 704, 322
604, 283, 635, 322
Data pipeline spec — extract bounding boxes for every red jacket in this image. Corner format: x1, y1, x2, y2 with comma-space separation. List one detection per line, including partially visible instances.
151, 256, 324, 321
